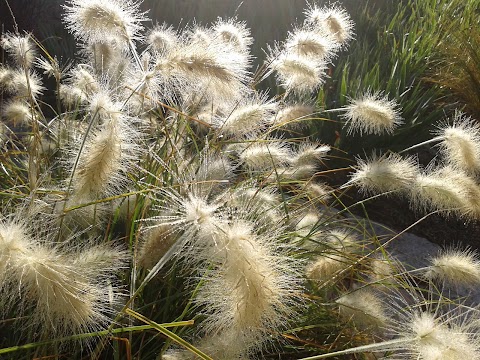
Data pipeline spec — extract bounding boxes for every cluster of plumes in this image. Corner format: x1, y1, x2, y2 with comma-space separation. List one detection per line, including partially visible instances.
0, 32, 43, 137
4, 0, 479, 359
137, 146, 324, 358
267, 3, 353, 95
0, 0, 345, 357
318, 253, 480, 360
0, 216, 128, 338
347, 111, 480, 221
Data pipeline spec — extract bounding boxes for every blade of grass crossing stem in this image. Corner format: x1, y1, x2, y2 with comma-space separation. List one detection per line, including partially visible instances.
0, 322, 192, 355
126, 308, 213, 360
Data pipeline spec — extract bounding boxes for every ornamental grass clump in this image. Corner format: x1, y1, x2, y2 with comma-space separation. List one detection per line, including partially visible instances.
2, 1, 480, 359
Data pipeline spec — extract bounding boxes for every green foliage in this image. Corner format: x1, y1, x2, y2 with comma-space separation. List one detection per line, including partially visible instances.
317, 0, 458, 154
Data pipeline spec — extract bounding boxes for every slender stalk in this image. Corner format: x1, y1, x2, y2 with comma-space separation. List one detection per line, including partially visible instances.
298, 337, 410, 359
0, 322, 193, 355
126, 309, 212, 360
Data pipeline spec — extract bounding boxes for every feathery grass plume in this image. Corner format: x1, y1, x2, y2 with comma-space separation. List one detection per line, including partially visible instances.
434, 112, 480, 176
304, 4, 354, 46
302, 181, 332, 204
0, 65, 14, 90
147, 23, 179, 55
374, 277, 480, 360
427, 166, 480, 220
86, 39, 129, 78
154, 38, 250, 102
68, 65, 101, 97
228, 185, 283, 227
268, 49, 328, 95
10, 69, 44, 98
196, 220, 299, 358
306, 229, 360, 283
425, 248, 480, 288
0, 32, 36, 69
306, 253, 351, 284
59, 84, 88, 106
187, 25, 213, 46
0, 218, 126, 338
367, 255, 395, 284
87, 89, 121, 123
212, 18, 253, 54
36, 55, 63, 82
342, 91, 403, 135
348, 153, 418, 194
2, 100, 33, 127
285, 26, 339, 62
292, 142, 330, 167
213, 95, 277, 138
274, 164, 319, 182
137, 223, 178, 269
63, 0, 147, 44
69, 115, 138, 200
271, 103, 315, 129
294, 211, 321, 243
148, 187, 227, 262
336, 288, 387, 329
239, 140, 292, 171
409, 166, 468, 217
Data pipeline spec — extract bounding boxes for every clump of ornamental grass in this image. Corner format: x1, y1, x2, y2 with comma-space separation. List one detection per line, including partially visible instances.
3, 0, 480, 359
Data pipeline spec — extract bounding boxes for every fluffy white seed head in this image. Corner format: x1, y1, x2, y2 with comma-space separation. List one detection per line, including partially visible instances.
425, 249, 480, 288
63, 0, 147, 44
271, 104, 315, 129
197, 221, 299, 356
0, 219, 126, 337
0, 32, 36, 68
68, 65, 100, 97
292, 143, 330, 167
410, 167, 468, 216
88, 89, 121, 123
137, 223, 178, 269
147, 24, 179, 55
285, 27, 339, 62
304, 4, 354, 46
342, 92, 403, 135
385, 305, 480, 360
212, 18, 253, 53
154, 40, 249, 102
239, 141, 292, 171
187, 26, 212, 46
349, 153, 418, 194
306, 253, 350, 283
269, 51, 327, 94
228, 185, 282, 227
10, 70, 44, 98
59, 84, 87, 106
36, 56, 62, 81
2, 100, 33, 127
0, 66, 14, 90
302, 182, 332, 203
336, 288, 387, 329
214, 98, 277, 138
70, 117, 138, 200
435, 112, 480, 176
323, 229, 359, 250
